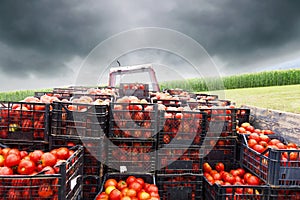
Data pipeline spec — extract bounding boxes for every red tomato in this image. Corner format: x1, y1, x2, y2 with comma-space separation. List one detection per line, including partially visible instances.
236, 168, 245, 177
120, 196, 131, 200
252, 144, 265, 153
8, 149, 21, 156
117, 180, 127, 190
126, 176, 137, 185
246, 175, 260, 185
268, 139, 281, 145
41, 152, 57, 167
259, 134, 270, 143
126, 188, 137, 197
5, 153, 21, 168
0, 166, 13, 175
129, 181, 142, 193
215, 162, 225, 172
135, 177, 145, 187
17, 159, 36, 175
55, 147, 70, 160
38, 183, 53, 198
104, 179, 118, 189
223, 173, 235, 184
96, 192, 109, 200
29, 150, 44, 164
146, 184, 158, 193
247, 139, 258, 148
249, 133, 260, 142
109, 189, 122, 200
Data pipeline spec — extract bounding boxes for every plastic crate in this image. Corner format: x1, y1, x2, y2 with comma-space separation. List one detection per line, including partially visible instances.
199, 108, 238, 137
109, 103, 159, 139
158, 110, 207, 146
0, 140, 48, 152
0, 145, 84, 200
106, 138, 157, 173
269, 186, 300, 200
202, 137, 238, 163
239, 134, 300, 186
151, 98, 181, 106
156, 145, 203, 174
95, 173, 156, 200
202, 159, 269, 200
119, 83, 149, 99
83, 175, 101, 200
0, 101, 50, 142
203, 174, 269, 200
156, 174, 203, 200
51, 101, 108, 138
49, 136, 106, 176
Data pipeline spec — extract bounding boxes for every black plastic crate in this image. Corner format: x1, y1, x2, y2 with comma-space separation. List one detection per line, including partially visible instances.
51, 101, 108, 138
239, 134, 300, 186
202, 160, 269, 200
202, 137, 238, 163
119, 83, 149, 99
199, 108, 238, 137
106, 138, 157, 173
0, 140, 48, 152
203, 175, 269, 200
0, 101, 50, 142
49, 136, 106, 176
269, 186, 300, 200
109, 103, 159, 139
156, 145, 203, 174
156, 174, 203, 200
83, 175, 101, 200
0, 145, 84, 200
158, 110, 207, 146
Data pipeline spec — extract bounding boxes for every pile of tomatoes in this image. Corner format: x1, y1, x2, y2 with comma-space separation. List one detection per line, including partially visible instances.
203, 162, 262, 193
96, 175, 160, 200
0, 146, 74, 199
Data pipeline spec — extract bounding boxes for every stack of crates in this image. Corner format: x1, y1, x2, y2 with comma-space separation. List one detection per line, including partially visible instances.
156, 109, 207, 200
106, 102, 159, 173
239, 133, 300, 199
50, 101, 109, 200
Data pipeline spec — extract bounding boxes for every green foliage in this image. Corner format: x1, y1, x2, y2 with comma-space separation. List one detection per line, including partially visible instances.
0, 89, 52, 102
160, 69, 300, 92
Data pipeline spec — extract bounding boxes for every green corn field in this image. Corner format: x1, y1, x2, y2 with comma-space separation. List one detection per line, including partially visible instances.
160, 69, 300, 91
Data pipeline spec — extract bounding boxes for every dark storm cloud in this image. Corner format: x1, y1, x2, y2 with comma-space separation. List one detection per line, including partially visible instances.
0, 0, 300, 90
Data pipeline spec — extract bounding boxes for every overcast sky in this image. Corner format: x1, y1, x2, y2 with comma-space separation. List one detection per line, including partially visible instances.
1, 0, 300, 91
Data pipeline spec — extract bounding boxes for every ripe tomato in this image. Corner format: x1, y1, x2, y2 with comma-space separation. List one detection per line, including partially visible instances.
29, 150, 44, 164
105, 185, 116, 195
247, 139, 258, 148
109, 189, 122, 200
215, 162, 225, 172
223, 173, 235, 184
236, 168, 245, 177
126, 176, 137, 185
41, 152, 57, 167
5, 153, 21, 168
17, 159, 36, 175
117, 180, 128, 190
55, 147, 70, 160
126, 188, 137, 197
129, 181, 142, 193
105, 179, 118, 189
246, 175, 260, 185
259, 134, 269, 143
96, 192, 109, 200
0, 166, 13, 175
136, 177, 145, 187
268, 139, 281, 146
249, 133, 260, 142
38, 183, 53, 198
146, 184, 158, 193
252, 144, 265, 153
120, 196, 132, 200
203, 162, 212, 173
